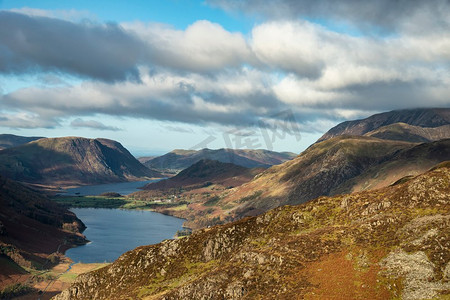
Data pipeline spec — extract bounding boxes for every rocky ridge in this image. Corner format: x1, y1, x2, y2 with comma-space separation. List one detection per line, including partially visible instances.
53, 163, 450, 300
317, 108, 450, 143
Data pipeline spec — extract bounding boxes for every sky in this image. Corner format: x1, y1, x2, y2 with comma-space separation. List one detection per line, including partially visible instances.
0, 0, 449, 156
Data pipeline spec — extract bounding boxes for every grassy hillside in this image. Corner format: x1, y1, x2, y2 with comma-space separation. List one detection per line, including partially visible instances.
218, 136, 416, 219
0, 137, 161, 186
53, 163, 450, 300
333, 138, 450, 194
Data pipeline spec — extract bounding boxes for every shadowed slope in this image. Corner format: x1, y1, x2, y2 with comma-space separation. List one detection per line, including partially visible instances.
0, 134, 45, 150
0, 137, 161, 186
0, 176, 87, 289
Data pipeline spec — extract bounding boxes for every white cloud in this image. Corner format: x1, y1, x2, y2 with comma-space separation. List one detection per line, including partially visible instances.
0, 9, 449, 133
123, 20, 254, 73
6, 7, 96, 21
208, 0, 450, 35
70, 118, 122, 131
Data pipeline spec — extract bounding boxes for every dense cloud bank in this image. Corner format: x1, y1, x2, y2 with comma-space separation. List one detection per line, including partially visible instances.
0, 2, 449, 131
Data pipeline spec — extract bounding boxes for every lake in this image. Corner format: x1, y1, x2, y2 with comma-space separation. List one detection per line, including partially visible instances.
66, 208, 184, 263
63, 179, 163, 196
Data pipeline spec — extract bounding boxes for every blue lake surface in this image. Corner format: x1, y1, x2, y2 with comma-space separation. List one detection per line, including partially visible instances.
63, 179, 163, 196
66, 208, 184, 263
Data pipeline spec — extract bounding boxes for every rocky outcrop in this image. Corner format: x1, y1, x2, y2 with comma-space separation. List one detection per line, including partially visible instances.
53, 164, 450, 299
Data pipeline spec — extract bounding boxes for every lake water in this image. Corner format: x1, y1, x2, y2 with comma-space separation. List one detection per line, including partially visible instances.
63, 179, 163, 196
66, 208, 184, 263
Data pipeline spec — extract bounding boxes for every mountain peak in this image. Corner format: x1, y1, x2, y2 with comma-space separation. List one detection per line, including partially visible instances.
0, 136, 160, 186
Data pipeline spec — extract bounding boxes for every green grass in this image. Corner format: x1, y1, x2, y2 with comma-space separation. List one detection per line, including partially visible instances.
53, 195, 127, 208
204, 195, 220, 206
0, 283, 35, 299
52, 195, 188, 211
238, 190, 263, 203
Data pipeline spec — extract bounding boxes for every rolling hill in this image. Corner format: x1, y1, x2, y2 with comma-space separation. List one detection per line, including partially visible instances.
53, 163, 450, 300
317, 108, 450, 143
144, 148, 296, 174
0, 137, 161, 186
0, 134, 44, 150
132, 159, 264, 229
141, 159, 262, 191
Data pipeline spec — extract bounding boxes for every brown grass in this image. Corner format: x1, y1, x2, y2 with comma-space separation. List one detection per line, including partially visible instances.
303, 251, 391, 300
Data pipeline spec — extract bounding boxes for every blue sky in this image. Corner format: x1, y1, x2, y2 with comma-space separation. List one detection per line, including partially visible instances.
0, 0, 252, 31
0, 0, 449, 156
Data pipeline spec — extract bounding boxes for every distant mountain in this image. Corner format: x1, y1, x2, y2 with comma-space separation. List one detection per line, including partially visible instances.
54, 163, 450, 300
0, 176, 87, 289
0, 134, 44, 150
142, 159, 261, 191
0, 137, 161, 186
137, 156, 156, 164
144, 148, 297, 173
317, 108, 450, 142
364, 122, 450, 143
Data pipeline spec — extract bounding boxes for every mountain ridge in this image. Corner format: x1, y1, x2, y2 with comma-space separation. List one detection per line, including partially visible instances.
144, 148, 296, 174
221, 137, 450, 220
0, 134, 45, 150
364, 122, 450, 143
0, 136, 161, 186
317, 108, 450, 143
